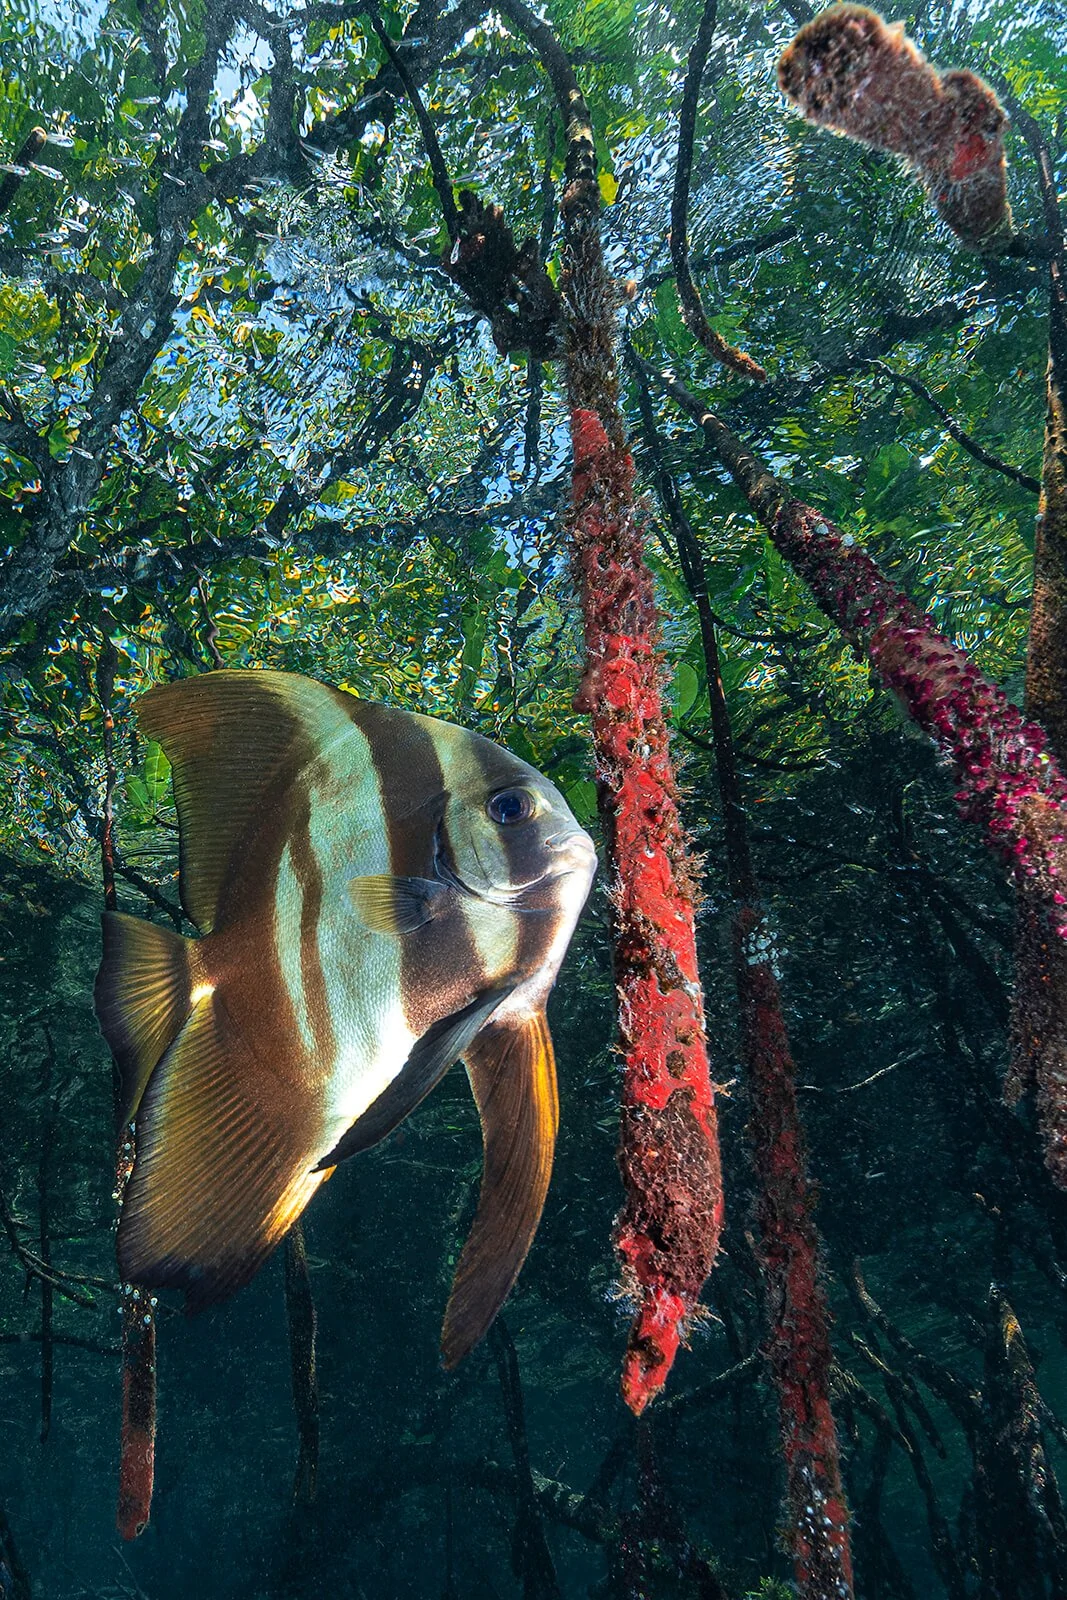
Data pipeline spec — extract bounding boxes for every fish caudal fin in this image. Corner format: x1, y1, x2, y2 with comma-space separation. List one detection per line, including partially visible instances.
440, 1011, 558, 1368
95, 911, 197, 1127
118, 991, 326, 1310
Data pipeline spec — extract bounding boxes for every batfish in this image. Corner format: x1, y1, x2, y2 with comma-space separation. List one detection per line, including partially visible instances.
94, 669, 596, 1365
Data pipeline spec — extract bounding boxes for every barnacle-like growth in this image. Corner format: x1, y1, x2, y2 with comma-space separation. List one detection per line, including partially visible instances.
569, 407, 725, 1415
778, 4, 1011, 247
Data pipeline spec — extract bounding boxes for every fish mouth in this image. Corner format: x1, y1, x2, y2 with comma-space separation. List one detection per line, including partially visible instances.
547, 832, 598, 870
498, 834, 598, 906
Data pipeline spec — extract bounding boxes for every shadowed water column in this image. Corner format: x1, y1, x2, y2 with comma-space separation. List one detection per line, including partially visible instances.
496, 0, 725, 1411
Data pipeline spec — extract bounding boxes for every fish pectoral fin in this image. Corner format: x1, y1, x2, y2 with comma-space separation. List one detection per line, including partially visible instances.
315, 986, 512, 1167
440, 1011, 558, 1369
95, 911, 198, 1126
119, 992, 325, 1311
348, 874, 450, 935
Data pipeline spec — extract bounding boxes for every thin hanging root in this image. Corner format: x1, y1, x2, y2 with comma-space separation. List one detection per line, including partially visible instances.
117, 1288, 156, 1540
671, 0, 767, 380
115, 1138, 156, 1542
99, 643, 158, 1541
284, 1222, 320, 1505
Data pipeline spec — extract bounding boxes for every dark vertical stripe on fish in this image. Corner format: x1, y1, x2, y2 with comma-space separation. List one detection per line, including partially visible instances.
211, 699, 325, 1099
352, 703, 482, 1035
468, 732, 553, 985
289, 774, 334, 1070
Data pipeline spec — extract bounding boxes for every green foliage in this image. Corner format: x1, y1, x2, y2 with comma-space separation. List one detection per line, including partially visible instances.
123, 741, 170, 826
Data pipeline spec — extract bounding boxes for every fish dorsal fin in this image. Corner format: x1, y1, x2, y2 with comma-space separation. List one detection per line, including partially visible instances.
94, 911, 197, 1126
137, 670, 354, 933
118, 991, 326, 1310
316, 985, 512, 1168
440, 1011, 558, 1368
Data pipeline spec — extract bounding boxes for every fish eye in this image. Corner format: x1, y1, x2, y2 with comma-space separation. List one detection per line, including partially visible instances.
487, 788, 535, 826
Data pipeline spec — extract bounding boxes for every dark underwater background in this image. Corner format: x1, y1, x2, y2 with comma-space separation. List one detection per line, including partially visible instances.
3, 721, 1064, 1599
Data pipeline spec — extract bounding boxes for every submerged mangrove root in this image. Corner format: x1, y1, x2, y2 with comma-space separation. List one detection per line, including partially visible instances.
735, 907, 854, 1599
661, 367, 1067, 1184
570, 409, 724, 1413
117, 1276, 157, 1542
497, 0, 725, 1412
0, 1504, 31, 1600
778, 4, 1011, 247
976, 1289, 1067, 1594
1011, 103, 1067, 1178
630, 352, 853, 1594
1017, 111, 1067, 757
36, 1027, 58, 1446
444, 191, 563, 361
116, 1114, 157, 1541
613, 1420, 730, 1598
490, 1319, 562, 1599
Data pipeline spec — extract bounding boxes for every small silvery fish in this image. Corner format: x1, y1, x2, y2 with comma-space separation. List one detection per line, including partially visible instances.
95, 669, 596, 1365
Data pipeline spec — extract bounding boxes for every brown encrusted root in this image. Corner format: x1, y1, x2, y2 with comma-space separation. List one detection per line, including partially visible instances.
442, 190, 563, 359
778, 5, 1011, 247
616, 1091, 724, 1302
778, 4, 938, 156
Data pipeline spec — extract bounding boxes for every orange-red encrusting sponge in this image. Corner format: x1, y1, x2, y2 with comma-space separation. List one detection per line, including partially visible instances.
777, 5, 1011, 247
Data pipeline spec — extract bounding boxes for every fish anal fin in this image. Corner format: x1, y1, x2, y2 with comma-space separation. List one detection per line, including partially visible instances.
348, 875, 449, 935
94, 911, 198, 1126
118, 992, 325, 1310
316, 985, 511, 1167
440, 1011, 558, 1369
138, 670, 357, 933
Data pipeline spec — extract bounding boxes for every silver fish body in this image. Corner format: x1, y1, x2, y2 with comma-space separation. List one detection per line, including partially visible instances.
95, 669, 596, 1363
